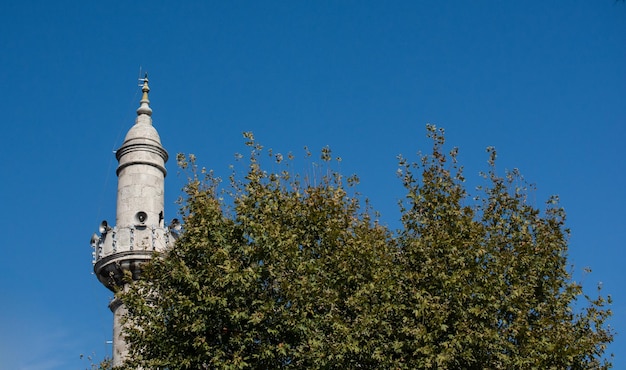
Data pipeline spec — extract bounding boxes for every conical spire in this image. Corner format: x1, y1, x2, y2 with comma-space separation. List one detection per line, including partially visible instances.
136, 73, 152, 116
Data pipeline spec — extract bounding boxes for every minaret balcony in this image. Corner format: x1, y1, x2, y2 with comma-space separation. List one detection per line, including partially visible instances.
92, 225, 176, 291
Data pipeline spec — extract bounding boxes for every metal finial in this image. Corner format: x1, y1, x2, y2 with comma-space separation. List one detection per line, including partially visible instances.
136, 73, 152, 116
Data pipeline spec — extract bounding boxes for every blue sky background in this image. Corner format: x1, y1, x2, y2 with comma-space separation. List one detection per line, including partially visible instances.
0, 1, 624, 368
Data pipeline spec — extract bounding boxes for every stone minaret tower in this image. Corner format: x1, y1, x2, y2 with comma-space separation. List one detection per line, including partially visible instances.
91, 75, 173, 367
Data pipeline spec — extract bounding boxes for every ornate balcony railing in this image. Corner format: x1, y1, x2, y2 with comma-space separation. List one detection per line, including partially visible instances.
92, 225, 177, 264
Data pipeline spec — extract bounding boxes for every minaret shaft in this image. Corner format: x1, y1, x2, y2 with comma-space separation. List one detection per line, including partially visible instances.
116, 152, 167, 228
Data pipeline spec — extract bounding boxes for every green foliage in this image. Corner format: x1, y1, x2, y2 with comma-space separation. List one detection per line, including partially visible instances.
118, 127, 612, 369
392, 126, 613, 369
80, 353, 112, 370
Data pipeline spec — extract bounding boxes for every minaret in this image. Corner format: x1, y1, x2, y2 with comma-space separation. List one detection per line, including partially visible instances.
91, 75, 172, 367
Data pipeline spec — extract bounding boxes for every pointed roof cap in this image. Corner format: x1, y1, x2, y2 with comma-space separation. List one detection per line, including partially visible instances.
123, 73, 163, 149
118, 74, 168, 175
136, 73, 152, 116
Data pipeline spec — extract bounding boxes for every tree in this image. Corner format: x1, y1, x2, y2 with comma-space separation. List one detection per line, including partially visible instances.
118, 127, 612, 369
391, 127, 613, 368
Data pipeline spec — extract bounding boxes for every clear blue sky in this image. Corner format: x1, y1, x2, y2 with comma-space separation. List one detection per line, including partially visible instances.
0, 1, 624, 368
